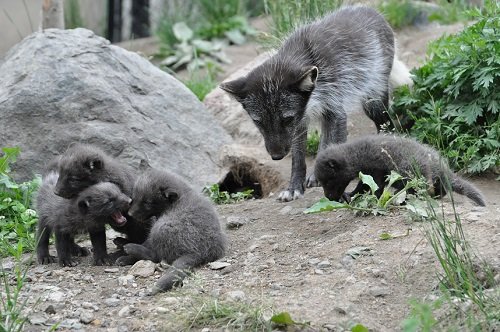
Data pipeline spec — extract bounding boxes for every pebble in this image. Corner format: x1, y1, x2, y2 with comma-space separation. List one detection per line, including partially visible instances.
317, 260, 331, 269
226, 216, 248, 229
314, 269, 324, 275
226, 290, 246, 302
208, 261, 231, 270
79, 311, 94, 324
128, 260, 156, 278
308, 258, 321, 265
48, 290, 65, 302
1, 260, 14, 271
118, 305, 131, 317
28, 313, 47, 325
346, 246, 373, 259
369, 286, 391, 297
279, 206, 293, 215
118, 275, 135, 286
105, 268, 120, 273
163, 297, 180, 305
104, 298, 121, 307
156, 307, 168, 314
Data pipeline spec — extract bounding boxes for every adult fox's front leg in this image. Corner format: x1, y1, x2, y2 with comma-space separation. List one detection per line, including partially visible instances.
278, 124, 307, 202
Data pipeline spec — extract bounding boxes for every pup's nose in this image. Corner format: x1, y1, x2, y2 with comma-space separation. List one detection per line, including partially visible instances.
271, 154, 285, 160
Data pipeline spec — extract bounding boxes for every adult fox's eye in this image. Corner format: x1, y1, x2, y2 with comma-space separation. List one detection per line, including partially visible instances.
283, 116, 294, 124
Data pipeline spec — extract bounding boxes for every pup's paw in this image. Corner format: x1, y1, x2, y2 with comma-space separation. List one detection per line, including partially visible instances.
305, 173, 320, 188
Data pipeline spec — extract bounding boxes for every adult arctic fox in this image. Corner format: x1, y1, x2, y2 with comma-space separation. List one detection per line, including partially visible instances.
36, 172, 132, 266
314, 135, 486, 206
220, 6, 411, 202
117, 169, 227, 294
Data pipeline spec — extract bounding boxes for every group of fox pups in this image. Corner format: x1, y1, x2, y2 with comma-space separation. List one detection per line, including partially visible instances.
36, 144, 227, 294
35, 5, 486, 294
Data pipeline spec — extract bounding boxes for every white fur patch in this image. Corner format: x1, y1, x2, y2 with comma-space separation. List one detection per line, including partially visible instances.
390, 56, 413, 89
278, 189, 304, 202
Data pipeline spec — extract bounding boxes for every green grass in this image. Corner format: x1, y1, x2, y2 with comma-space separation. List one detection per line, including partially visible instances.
262, 0, 343, 48
0, 148, 40, 258
306, 130, 320, 156
183, 62, 220, 101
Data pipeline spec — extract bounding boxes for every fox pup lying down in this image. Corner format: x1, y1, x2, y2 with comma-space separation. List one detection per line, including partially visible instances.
314, 135, 486, 206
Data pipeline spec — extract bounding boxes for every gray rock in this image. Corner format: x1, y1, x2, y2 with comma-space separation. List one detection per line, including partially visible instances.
104, 268, 120, 273
156, 306, 168, 313
47, 290, 65, 302
279, 206, 293, 215
118, 305, 131, 317
1, 260, 14, 271
79, 310, 94, 324
369, 286, 391, 297
208, 261, 231, 270
128, 260, 156, 278
308, 258, 321, 266
0, 28, 232, 188
226, 290, 246, 302
118, 274, 135, 286
104, 297, 121, 307
226, 216, 248, 229
28, 313, 47, 325
317, 260, 331, 269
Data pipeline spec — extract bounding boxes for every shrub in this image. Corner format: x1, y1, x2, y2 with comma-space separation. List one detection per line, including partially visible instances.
0, 148, 40, 257
390, 1, 500, 174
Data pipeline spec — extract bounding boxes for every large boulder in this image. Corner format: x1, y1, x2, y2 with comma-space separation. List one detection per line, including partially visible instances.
0, 28, 232, 189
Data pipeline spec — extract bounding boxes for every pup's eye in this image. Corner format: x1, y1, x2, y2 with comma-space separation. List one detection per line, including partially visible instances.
283, 116, 294, 124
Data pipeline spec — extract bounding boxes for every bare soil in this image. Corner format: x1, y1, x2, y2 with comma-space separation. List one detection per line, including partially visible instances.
5, 20, 499, 332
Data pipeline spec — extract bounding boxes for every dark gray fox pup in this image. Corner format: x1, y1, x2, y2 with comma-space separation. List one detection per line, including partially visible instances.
117, 169, 227, 294
220, 6, 411, 202
36, 171, 132, 266
54, 144, 149, 245
314, 135, 486, 206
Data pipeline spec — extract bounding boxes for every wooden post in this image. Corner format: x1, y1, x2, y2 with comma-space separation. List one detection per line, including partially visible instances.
42, 0, 65, 29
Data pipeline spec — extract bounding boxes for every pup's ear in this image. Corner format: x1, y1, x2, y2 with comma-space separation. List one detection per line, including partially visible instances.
78, 198, 91, 213
162, 190, 179, 204
85, 157, 102, 171
220, 77, 247, 101
295, 66, 318, 92
327, 159, 338, 170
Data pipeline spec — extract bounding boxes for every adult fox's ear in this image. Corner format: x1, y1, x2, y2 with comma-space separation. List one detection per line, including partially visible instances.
220, 77, 247, 101
85, 157, 102, 171
295, 66, 318, 92
78, 197, 91, 213
162, 189, 179, 204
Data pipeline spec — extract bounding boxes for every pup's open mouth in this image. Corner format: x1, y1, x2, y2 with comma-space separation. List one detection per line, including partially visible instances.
111, 211, 127, 227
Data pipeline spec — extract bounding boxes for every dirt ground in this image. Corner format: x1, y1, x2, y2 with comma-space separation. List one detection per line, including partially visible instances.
3, 18, 499, 332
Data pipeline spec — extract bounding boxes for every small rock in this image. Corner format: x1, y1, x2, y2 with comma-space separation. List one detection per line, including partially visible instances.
44, 304, 56, 314
334, 307, 347, 315
128, 260, 156, 278
79, 311, 94, 324
369, 287, 391, 297
29, 313, 47, 325
118, 305, 131, 317
201, 328, 211, 332
104, 298, 121, 307
82, 302, 99, 311
346, 246, 373, 259
226, 216, 248, 229
156, 307, 168, 314
226, 290, 246, 302
208, 261, 231, 270
314, 269, 324, 275
163, 297, 180, 306
308, 258, 321, 265
279, 206, 293, 215
48, 290, 65, 302
118, 275, 135, 286
105, 268, 120, 273
317, 260, 331, 269
1, 260, 14, 271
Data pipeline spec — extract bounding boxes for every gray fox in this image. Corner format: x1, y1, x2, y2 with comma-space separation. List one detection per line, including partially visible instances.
220, 6, 411, 201
314, 134, 486, 206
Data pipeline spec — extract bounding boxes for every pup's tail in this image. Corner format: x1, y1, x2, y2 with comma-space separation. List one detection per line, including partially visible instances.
389, 56, 413, 90
151, 255, 199, 294
450, 175, 486, 206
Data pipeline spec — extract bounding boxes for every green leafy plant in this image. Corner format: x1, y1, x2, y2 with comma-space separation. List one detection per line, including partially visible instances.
306, 130, 320, 156
159, 22, 231, 71
390, 1, 500, 173
304, 171, 426, 216
378, 0, 421, 29
270, 311, 310, 329
402, 298, 442, 332
0, 148, 40, 258
203, 183, 253, 204
64, 0, 84, 29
